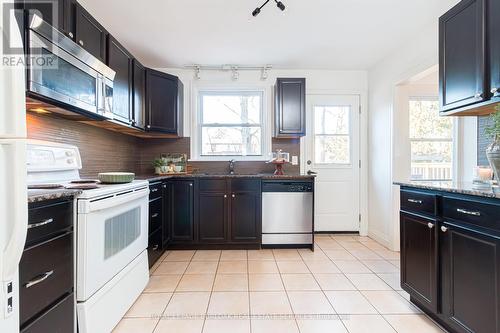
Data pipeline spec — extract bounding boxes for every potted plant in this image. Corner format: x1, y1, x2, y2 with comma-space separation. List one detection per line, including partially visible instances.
485, 105, 500, 181
152, 158, 167, 175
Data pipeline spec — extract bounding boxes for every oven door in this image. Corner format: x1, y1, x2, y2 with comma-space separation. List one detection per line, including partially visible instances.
76, 188, 149, 301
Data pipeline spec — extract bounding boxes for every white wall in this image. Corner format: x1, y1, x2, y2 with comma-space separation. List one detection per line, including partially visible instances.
367, 20, 477, 250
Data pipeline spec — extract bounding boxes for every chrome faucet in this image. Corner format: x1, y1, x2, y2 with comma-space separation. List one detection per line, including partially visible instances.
228, 159, 236, 175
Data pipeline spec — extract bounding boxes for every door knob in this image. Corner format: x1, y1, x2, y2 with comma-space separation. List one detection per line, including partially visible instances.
307, 160, 312, 165
441, 226, 448, 233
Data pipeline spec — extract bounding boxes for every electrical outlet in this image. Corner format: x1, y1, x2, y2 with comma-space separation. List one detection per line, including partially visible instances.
291, 156, 299, 165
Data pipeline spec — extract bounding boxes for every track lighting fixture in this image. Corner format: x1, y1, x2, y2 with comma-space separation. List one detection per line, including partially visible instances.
252, 0, 286, 17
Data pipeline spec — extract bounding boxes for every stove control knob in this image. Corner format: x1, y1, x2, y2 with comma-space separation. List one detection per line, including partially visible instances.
65, 151, 74, 157
67, 158, 74, 164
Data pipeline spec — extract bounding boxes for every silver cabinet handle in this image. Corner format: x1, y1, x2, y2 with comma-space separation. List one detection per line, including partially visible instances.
151, 188, 158, 192
189, 183, 193, 187
407, 199, 423, 204
457, 208, 481, 217
474, 92, 483, 99
224, 194, 227, 198
79, 40, 84, 46
151, 213, 159, 218
232, 194, 236, 198
25, 271, 54, 288
441, 226, 448, 233
163, 185, 167, 188
427, 223, 434, 229
146, 125, 151, 129
28, 218, 54, 229
68, 32, 74, 38
152, 244, 159, 251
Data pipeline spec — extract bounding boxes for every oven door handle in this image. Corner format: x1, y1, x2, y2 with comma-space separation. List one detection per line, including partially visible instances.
81, 188, 150, 213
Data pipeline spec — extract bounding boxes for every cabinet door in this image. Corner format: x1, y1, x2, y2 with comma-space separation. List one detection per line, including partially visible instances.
162, 182, 171, 246
146, 69, 182, 134
230, 191, 261, 243
440, 222, 500, 333
489, 0, 500, 99
170, 180, 194, 242
439, 0, 487, 113
22, 0, 73, 37
132, 60, 146, 129
198, 192, 228, 243
400, 212, 438, 312
107, 35, 132, 124
275, 78, 306, 137
75, 3, 106, 62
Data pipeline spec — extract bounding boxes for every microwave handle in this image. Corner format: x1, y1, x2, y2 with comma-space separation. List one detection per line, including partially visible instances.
97, 75, 105, 114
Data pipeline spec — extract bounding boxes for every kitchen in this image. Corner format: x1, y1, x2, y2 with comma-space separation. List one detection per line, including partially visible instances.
1, 0, 500, 332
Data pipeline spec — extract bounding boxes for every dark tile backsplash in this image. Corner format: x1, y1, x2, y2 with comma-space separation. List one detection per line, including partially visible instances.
27, 113, 301, 177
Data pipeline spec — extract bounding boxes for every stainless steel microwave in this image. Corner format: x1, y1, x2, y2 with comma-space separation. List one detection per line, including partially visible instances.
27, 14, 115, 119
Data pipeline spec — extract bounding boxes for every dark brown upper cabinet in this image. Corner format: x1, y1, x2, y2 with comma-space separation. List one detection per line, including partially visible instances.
145, 69, 183, 135
274, 78, 306, 138
439, 0, 486, 114
106, 35, 133, 124
75, 3, 107, 62
489, 0, 500, 100
132, 60, 146, 130
21, 0, 75, 39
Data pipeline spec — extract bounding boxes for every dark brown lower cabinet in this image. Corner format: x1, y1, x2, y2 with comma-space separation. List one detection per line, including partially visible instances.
231, 191, 261, 243
400, 187, 500, 333
400, 212, 438, 312
440, 222, 500, 333
198, 191, 228, 243
170, 180, 195, 242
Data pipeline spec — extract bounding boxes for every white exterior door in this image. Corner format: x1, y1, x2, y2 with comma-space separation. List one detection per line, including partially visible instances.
303, 95, 360, 232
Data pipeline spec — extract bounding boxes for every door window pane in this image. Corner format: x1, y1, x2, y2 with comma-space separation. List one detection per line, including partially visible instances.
314, 106, 351, 164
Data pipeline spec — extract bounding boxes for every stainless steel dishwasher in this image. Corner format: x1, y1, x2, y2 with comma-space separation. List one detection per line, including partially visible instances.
262, 180, 314, 248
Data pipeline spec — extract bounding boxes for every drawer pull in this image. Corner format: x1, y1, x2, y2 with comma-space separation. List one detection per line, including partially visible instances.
152, 244, 159, 251
427, 223, 434, 229
441, 226, 448, 233
407, 199, 423, 204
28, 218, 54, 229
457, 208, 481, 217
25, 270, 54, 289
151, 213, 159, 218
151, 188, 158, 193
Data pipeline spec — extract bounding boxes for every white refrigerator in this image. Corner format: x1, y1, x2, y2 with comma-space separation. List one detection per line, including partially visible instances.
0, 1, 29, 332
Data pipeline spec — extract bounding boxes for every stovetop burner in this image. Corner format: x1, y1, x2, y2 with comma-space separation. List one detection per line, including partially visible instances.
28, 184, 65, 190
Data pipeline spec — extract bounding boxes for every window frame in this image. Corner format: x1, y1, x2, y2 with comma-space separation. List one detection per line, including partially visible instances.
190, 86, 272, 162
408, 96, 456, 181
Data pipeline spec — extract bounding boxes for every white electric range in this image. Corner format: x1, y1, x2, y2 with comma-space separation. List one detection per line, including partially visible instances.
27, 140, 150, 333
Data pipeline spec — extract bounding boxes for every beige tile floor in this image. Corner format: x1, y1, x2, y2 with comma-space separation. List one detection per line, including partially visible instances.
113, 234, 447, 333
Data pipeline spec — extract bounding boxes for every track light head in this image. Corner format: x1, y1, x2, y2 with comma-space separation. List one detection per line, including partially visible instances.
252, 7, 261, 17
276, 1, 285, 11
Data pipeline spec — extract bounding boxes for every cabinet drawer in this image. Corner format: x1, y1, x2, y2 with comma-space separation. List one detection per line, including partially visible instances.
149, 182, 163, 200
199, 179, 226, 192
20, 232, 73, 326
230, 179, 261, 192
400, 190, 437, 216
21, 292, 74, 333
148, 228, 163, 268
27, 200, 72, 246
442, 196, 500, 232
149, 197, 162, 235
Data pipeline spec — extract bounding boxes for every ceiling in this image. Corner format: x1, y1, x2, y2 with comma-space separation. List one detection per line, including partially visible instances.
79, 0, 458, 70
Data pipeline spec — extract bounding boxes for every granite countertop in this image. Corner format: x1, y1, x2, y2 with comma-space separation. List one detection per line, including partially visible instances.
136, 173, 316, 182
394, 180, 500, 199
28, 188, 82, 204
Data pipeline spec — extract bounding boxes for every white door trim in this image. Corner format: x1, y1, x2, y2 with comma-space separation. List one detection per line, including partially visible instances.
300, 92, 368, 236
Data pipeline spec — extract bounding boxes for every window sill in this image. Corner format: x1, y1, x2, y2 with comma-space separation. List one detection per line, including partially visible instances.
189, 156, 270, 162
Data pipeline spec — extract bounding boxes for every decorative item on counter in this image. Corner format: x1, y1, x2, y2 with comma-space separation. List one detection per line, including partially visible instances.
485, 105, 500, 181
154, 153, 188, 175
472, 166, 493, 190
268, 149, 290, 175
152, 158, 168, 175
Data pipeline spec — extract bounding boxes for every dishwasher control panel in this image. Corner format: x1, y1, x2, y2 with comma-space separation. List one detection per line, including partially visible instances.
262, 181, 314, 192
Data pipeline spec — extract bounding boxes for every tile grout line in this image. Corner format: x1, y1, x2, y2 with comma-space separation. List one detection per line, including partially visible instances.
201, 250, 221, 333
